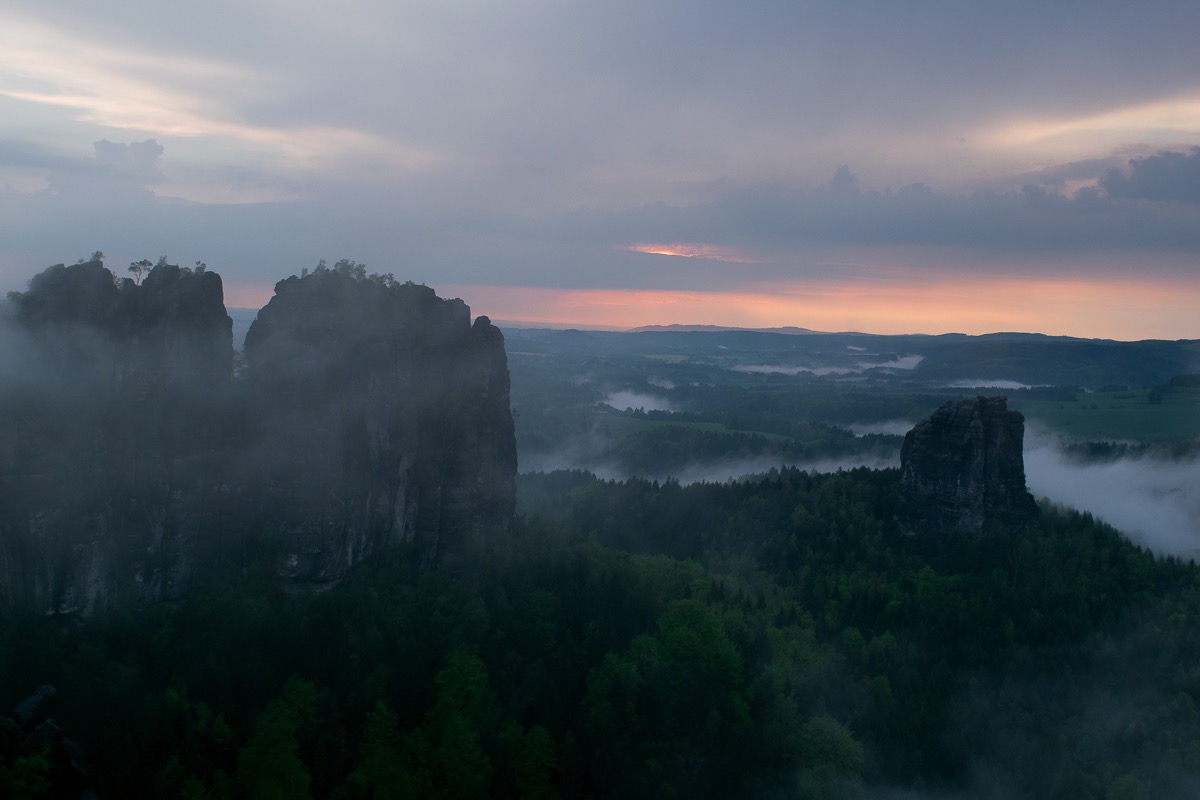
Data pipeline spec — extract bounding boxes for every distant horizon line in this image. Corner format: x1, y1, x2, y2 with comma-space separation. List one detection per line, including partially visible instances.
226, 308, 1189, 343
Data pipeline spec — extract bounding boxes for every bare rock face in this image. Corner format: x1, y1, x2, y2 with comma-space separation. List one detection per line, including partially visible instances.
0, 260, 233, 614
0, 259, 517, 613
243, 267, 517, 581
895, 396, 1038, 535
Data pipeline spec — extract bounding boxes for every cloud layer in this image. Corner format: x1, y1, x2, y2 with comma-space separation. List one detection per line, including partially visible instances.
1, 1, 1199, 335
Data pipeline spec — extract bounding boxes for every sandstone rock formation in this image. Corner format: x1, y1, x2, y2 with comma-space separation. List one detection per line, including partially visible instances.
0, 260, 233, 613
895, 396, 1039, 535
0, 259, 516, 613
244, 266, 516, 580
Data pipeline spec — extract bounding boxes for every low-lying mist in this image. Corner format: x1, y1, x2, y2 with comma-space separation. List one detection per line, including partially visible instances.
519, 437, 899, 486
729, 354, 924, 377
521, 419, 1200, 559
601, 390, 674, 411
1025, 430, 1200, 559
947, 379, 1042, 390
847, 419, 917, 437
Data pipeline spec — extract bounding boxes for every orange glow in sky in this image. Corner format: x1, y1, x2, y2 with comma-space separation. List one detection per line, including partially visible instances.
224, 272, 1199, 342
440, 275, 1200, 341
224, 283, 275, 310
624, 243, 757, 262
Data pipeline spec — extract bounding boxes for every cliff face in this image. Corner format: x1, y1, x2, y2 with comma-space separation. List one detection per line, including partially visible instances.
0, 261, 233, 613
895, 396, 1039, 535
0, 261, 516, 613
243, 269, 516, 581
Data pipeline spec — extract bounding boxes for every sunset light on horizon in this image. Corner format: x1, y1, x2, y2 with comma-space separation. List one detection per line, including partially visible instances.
1, 1, 1198, 342
3, 6, 1200, 795
441, 272, 1200, 341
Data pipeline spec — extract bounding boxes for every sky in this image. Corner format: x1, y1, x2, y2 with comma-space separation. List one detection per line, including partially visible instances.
2, 0, 1200, 339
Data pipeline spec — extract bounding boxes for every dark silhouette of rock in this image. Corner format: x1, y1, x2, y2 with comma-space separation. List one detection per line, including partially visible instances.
0, 260, 233, 614
10, 685, 57, 731
0, 258, 517, 611
243, 265, 516, 580
895, 396, 1038, 535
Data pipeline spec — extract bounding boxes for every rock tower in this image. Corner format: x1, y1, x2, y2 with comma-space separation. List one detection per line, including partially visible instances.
895, 396, 1039, 535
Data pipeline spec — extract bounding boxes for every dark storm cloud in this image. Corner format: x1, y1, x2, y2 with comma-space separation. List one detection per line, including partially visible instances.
554, 155, 1200, 259
5, 150, 1200, 302
1100, 147, 1200, 204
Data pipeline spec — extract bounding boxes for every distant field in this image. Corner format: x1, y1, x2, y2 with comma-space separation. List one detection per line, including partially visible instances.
1015, 387, 1200, 441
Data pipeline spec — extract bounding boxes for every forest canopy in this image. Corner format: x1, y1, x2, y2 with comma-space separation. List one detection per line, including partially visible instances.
4, 467, 1199, 799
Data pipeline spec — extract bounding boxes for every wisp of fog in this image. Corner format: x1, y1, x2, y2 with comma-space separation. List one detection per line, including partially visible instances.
601, 390, 673, 411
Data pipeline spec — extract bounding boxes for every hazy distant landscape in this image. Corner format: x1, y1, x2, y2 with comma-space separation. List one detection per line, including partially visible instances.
4, 1, 1200, 797
504, 324, 1200, 554
1, 258, 1199, 799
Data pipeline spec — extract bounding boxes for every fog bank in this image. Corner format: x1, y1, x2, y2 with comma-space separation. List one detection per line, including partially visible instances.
601, 390, 673, 411
1025, 432, 1200, 559
520, 446, 900, 486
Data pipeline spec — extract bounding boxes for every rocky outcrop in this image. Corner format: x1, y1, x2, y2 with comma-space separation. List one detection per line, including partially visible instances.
0, 260, 233, 614
243, 267, 516, 581
895, 396, 1038, 535
0, 259, 517, 613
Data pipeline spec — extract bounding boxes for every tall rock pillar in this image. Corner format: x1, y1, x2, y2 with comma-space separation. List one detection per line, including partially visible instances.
895, 396, 1039, 535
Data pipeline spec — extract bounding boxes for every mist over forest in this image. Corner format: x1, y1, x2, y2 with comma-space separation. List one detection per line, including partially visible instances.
1, 257, 1199, 799
5, 1, 1200, 796
518, 421, 1200, 559
507, 331, 1200, 559
1025, 434, 1200, 558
